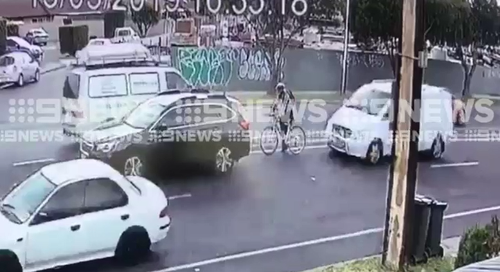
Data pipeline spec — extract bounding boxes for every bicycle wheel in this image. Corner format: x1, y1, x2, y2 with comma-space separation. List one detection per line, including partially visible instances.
260, 126, 279, 156
287, 125, 306, 155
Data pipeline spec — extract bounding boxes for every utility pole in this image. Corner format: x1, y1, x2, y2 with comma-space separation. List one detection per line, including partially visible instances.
340, 0, 351, 95
382, 0, 425, 269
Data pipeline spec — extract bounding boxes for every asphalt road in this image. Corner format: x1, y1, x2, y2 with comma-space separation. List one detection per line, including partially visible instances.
2, 71, 500, 272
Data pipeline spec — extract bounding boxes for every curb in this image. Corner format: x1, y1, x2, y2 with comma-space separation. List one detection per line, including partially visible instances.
40, 63, 68, 75
312, 236, 461, 271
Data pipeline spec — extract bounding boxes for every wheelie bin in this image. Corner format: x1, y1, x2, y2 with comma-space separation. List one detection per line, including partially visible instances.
408, 195, 433, 265
425, 198, 448, 258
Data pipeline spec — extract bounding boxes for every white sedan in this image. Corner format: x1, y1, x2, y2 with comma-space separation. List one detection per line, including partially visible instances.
0, 159, 171, 272
0, 51, 40, 87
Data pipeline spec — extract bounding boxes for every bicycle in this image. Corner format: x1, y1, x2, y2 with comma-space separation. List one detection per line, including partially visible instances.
259, 111, 306, 155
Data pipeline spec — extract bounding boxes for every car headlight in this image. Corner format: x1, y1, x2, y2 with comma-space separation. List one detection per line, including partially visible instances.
96, 141, 117, 152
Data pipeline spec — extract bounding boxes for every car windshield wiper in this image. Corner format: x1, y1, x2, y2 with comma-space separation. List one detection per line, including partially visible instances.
123, 120, 143, 129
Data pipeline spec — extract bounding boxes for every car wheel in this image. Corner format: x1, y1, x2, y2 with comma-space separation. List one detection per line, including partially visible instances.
365, 139, 383, 165
430, 134, 445, 159
33, 69, 40, 82
123, 155, 144, 177
115, 226, 151, 265
214, 146, 234, 174
0, 250, 22, 272
16, 74, 24, 87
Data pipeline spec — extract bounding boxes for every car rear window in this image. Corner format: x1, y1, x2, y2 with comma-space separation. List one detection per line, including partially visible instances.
88, 74, 127, 98
63, 73, 80, 99
0, 56, 14, 66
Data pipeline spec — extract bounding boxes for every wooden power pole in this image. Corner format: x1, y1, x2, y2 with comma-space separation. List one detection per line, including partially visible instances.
382, 0, 425, 270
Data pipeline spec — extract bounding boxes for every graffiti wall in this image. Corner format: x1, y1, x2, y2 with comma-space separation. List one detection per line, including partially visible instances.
172, 47, 284, 90
171, 46, 500, 95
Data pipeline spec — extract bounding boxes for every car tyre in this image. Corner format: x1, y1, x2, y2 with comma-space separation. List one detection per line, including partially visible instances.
429, 134, 445, 159
214, 146, 234, 175
16, 74, 24, 87
0, 250, 22, 272
365, 139, 383, 165
115, 226, 151, 265
34, 69, 40, 82
123, 155, 146, 177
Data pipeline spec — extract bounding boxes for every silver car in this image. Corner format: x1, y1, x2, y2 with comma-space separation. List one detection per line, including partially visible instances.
0, 51, 41, 87
27, 28, 49, 46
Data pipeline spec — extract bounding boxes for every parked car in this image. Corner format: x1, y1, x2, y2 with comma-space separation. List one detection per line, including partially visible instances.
0, 159, 171, 272
325, 79, 454, 164
87, 38, 112, 46
79, 90, 251, 176
0, 51, 41, 87
6, 36, 43, 62
26, 28, 49, 46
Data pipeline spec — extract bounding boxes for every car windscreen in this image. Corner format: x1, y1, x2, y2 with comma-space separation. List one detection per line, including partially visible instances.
346, 87, 392, 116
63, 73, 80, 99
122, 100, 166, 129
0, 56, 14, 66
1, 171, 56, 223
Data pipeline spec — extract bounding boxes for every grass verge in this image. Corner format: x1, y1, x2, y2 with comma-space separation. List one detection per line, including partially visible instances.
302, 256, 455, 272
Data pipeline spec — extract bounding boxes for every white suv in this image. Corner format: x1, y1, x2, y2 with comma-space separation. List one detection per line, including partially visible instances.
0, 159, 171, 272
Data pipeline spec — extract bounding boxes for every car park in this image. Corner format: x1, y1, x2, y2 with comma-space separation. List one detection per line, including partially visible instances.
325, 79, 454, 164
7, 36, 43, 62
0, 159, 170, 272
0, 51, 41, 87
62, 43, 190, 137
79, 89, 251, 176
26, 28, 49, 46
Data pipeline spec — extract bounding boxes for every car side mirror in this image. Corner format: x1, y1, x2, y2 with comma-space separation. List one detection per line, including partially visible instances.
156, 123, 168, 131
31, 211, 49, 225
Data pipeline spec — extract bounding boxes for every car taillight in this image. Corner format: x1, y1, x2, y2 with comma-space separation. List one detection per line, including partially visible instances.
159, 206, 168, 218
239, 120, 249, 130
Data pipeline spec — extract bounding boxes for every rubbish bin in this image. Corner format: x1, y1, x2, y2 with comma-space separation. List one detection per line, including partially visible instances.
425, 199, 448, 258
409, 195, 433, 264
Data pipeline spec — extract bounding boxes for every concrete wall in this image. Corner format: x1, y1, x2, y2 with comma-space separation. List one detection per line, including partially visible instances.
171, 46, 500, 96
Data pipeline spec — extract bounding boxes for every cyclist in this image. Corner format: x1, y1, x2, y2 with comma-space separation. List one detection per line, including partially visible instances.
272, 82, 296, 152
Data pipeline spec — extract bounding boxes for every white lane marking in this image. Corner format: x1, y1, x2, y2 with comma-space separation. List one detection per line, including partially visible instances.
13, 158, 55, 167
250, 144, 325, 154
167, 194, 192, 200
430, 162, 479, 168
153, 205, 500, 272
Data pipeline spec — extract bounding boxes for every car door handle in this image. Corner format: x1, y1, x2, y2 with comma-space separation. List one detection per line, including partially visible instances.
121, 214, 129, 220
70, 225, 80, 231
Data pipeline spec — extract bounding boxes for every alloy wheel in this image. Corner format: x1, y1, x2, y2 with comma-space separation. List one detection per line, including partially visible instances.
215, 147, 233, 173
124, 156, 143, 176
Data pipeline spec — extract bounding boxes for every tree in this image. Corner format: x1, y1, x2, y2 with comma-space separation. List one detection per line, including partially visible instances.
211, 0, 341, 93
351, 0, 500, 96
131, 2, 161, 37
349, 0, 401, 75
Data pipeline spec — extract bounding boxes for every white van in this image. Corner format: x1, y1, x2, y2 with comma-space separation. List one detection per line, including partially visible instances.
325, 80, 454, 164
62, 43, 190, 136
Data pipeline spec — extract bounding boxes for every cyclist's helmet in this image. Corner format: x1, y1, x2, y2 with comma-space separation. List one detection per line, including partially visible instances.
275, 82, 286, 93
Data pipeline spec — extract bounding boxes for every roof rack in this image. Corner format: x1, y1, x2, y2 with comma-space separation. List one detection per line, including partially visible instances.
158, 90, 182, 95
73, 43, 160, 68
190, 88, 210, 94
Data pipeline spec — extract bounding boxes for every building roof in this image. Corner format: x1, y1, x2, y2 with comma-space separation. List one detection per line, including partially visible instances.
0, 0, 110, 19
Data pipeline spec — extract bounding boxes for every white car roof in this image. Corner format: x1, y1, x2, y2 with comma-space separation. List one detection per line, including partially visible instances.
41, 159, 122, 185
363, 80, 445, 95
8, 36, 31, 47
71, 65, 180, 75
